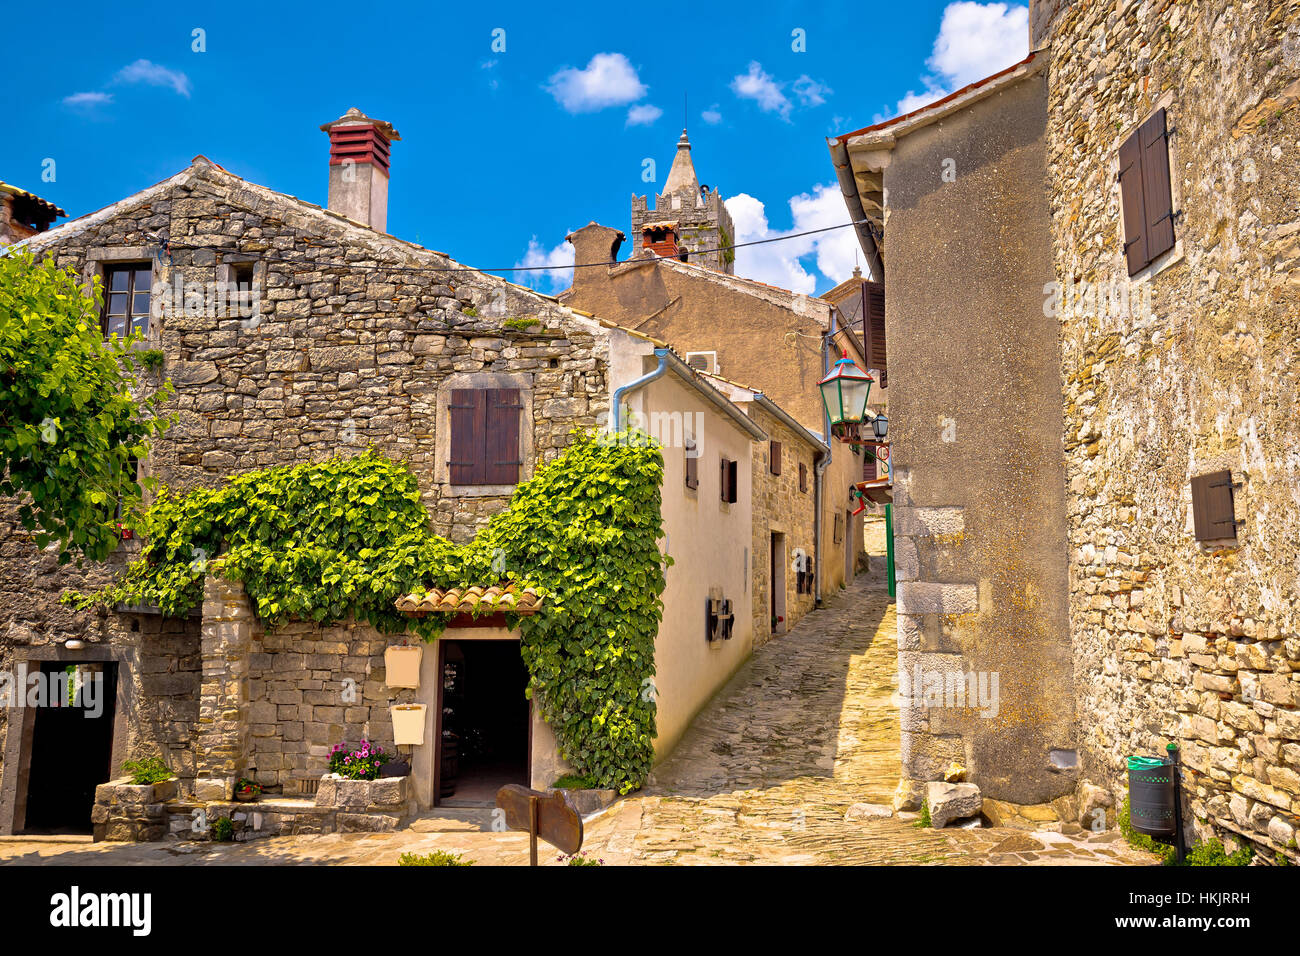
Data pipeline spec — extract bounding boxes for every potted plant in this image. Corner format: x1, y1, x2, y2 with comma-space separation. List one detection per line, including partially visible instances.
390, 703, 427, 746
327, 740, 391, 781
384, 643, 423, 689
234, 778, 263, 802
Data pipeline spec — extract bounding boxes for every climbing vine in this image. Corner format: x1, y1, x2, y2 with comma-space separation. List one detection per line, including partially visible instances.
67, 433, 667, 794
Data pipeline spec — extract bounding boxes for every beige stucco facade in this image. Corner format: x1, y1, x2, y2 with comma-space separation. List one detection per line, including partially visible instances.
607, 331, 763, 758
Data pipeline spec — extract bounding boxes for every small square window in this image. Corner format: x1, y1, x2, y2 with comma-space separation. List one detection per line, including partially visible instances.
102, 265, 151, 337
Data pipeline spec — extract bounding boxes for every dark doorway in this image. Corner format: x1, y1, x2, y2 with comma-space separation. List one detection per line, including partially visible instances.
22, 662, 118, 834
771, 532, 787, 636
437, 640, 530, 807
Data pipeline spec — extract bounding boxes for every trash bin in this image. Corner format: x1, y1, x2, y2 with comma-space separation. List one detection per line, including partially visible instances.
1127, 755, 1176, 837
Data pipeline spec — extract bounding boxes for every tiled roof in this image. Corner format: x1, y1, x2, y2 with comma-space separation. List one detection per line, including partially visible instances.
0, 181, 67, 217
394, 584, 543, 617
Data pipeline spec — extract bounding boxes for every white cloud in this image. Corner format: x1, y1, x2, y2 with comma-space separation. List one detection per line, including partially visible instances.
793, 75, 831, 107
546, 53, 646, 113
63, 91, 113, 109
730, 62, 791, 119
481, 59, 500, 91
114, 59, 192, 97
929, 1, 1029, 87
514, 237, 575, 294
701, 105, 722, 125
731, 62, 832, 121
724, 183, 859, 295
887, 2, 1028, 117
626, 103, 663, 127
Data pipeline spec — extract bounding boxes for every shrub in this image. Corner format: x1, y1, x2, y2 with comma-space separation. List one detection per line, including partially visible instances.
558, 852, 603, 866
210, 817, 234, 842
552, 773, 598, 790
399, 851, 472, 866
121, 756, 172, 786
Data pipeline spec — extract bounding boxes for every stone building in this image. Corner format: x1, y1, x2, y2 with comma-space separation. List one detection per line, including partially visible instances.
0, 111, 775, 837
0, 181, 65, 246
704, 374, 828, 643
830, 1, 1300, 858
630, 130, 735, 274
564, 133, 868, 605
1036, 0, 1300, 859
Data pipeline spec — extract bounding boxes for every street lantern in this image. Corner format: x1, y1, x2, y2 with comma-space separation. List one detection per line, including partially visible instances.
871, 413, 888, 439
818, 350, 873, 430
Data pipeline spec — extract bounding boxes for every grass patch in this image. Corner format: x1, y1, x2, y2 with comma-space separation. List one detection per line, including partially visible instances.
399, 850, 473, 866
552, 773, 599, 790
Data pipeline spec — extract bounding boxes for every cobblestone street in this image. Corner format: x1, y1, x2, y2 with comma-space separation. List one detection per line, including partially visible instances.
0, 566, 1158, 867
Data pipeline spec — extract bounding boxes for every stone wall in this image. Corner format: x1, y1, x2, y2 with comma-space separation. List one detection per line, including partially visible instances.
248, 617, 418, 795
1045, 0, 1300, 858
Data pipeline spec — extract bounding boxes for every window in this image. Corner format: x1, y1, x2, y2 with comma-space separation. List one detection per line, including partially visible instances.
1190, 470, 1238, 543
769, 441, 783, 476
719, 456, 738, 504
684, 438, 699, 490
864, 453, 877, 482
103, 265, 152, 337
833, 514, 843, 544
798, 462, 808, 493
1118, 107, 1175, 276
862, 279, 886, 386
448, 388, 522, 485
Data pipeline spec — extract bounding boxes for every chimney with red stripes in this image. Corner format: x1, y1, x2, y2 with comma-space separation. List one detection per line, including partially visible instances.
320, 108, 401, 233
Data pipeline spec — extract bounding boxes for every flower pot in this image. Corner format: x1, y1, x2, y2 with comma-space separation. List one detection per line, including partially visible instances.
391, 704, 427, 746
384, 645, 423, 689
234, 790, 259, 803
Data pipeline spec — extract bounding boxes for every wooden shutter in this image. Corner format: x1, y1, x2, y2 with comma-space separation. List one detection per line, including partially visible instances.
863, 452, 877, 482
1119, 108, 1174, 276
1139, 108, 1175, 265
720, 457, 730, 502
770, 441, 782, 476
685, 440, 699, 489
799, 463, 808, 493
720, 457, 738, 503
862, 280, 886, 387
448, 389, 486, 484
483, 388, 522, 484
1191, 470, 1237, 542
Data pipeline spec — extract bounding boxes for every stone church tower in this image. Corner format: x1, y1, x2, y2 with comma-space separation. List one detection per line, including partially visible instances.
631, 130, 735, 274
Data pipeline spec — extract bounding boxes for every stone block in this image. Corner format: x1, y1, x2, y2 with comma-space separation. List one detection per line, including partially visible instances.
927, 781, 982, 828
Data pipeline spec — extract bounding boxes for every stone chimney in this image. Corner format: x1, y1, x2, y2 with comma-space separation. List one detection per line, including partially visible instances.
565, 222, 624, 295
320, 108, 401, 233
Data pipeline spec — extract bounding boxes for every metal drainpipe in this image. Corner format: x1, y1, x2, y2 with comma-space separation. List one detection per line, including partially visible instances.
611, 349, 669, 432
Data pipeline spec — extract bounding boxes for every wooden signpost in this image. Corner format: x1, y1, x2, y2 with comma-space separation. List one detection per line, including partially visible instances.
495, 785, 583, 866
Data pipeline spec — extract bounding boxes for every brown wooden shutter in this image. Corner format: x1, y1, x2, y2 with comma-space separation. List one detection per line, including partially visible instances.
483, 388, 522, 484
685, 440, 699, 489
770, 441, 782, 475
864, 452, 877, 482
1139, 108, 1175, 264
862, 280, 886, 387
1118, 129, 1148, 276
448, 389, 487, 484
799, 463, 808, 493
1191, 470, 1237, 542
1119, 108, 1175, 276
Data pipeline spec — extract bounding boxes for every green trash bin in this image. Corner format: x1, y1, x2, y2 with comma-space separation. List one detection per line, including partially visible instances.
1127, 755, 1176, 837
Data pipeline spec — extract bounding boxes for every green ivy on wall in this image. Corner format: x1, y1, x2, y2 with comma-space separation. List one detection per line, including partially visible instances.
66, 433, 667, 794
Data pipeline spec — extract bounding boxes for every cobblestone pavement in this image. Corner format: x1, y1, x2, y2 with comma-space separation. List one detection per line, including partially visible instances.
0, 562, 1158, 866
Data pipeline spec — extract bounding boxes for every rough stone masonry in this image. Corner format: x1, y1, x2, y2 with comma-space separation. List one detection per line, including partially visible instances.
1040, 0, 1300, 859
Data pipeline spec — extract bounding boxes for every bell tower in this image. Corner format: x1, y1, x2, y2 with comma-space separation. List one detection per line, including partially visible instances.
631, 130, 735, 274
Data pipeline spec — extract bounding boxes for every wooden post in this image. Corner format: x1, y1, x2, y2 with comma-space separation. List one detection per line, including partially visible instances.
528, 794, 539, 867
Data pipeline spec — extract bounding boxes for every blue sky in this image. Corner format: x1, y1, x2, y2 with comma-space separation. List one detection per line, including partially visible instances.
2, 1, 1028, 295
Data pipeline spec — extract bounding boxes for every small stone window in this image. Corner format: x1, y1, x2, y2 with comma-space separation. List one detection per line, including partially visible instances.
798, 462, 808, 494
1190, 470, 1238, 544
103, 264, 152, 337
769, 441, 782, 476
448, 388, 522, 485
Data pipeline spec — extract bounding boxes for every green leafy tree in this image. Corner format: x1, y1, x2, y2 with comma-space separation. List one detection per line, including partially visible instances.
0, 249, 171, 562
